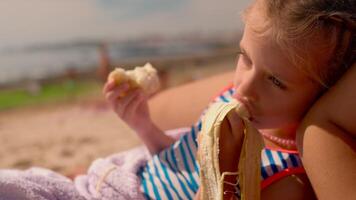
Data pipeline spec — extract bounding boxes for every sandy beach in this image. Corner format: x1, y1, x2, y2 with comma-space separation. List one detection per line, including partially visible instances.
0, 55, 235, 177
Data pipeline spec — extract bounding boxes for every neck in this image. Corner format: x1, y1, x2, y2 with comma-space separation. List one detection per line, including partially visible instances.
261, 123, 298, 139
259, 124, 299, 150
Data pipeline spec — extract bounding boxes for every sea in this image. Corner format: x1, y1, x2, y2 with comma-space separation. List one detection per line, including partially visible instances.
0, 37, 239, 85
0, 0, 250, 85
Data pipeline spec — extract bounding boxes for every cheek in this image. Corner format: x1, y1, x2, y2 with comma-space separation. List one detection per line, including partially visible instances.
278, 94, 317, 120
258, 95, 306, 121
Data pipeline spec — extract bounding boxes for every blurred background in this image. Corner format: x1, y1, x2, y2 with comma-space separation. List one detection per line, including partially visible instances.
0, 0, 249, 176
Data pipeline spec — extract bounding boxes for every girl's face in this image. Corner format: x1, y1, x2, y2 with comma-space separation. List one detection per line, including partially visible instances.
233, 23, 323, 130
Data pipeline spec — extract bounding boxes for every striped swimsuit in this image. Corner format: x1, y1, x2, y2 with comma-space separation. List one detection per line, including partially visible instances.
138, 85, 305, 200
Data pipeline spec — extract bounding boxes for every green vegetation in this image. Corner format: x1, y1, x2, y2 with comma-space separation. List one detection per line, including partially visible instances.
0, 80, 102, 110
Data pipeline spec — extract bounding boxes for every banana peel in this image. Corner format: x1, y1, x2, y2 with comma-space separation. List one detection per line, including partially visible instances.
198, 100, 264, 200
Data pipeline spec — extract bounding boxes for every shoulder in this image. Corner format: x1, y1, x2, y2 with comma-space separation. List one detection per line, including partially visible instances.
304, 63, 356, 135
261, 174, 316, 200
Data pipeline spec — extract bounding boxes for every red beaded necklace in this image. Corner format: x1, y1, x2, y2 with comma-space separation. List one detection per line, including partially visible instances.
260, 131, 297, 148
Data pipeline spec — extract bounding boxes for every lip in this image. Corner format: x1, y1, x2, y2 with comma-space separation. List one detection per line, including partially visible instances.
232, 93, 254, 121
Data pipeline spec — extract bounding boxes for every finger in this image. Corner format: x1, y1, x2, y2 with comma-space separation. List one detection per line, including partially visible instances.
227, 111, 244, 139
105, 85, 131, 110
106, 90, 121, 105
116, 89, 141, 116
121, 91, 144, 119
103, 79, 116, 94
105, 82, 130, 101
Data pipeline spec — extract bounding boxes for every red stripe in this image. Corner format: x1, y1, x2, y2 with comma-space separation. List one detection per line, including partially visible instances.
211, 83, 234, 100
261, 167, 305, 189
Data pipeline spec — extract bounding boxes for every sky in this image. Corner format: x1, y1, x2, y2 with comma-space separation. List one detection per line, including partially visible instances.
0, 0, 250, 48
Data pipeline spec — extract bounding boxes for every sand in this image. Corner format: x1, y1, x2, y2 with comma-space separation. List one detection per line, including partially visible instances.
0, 56, 235, 177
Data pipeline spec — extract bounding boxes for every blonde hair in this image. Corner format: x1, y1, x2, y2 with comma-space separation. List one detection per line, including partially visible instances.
243, 0, 355, 88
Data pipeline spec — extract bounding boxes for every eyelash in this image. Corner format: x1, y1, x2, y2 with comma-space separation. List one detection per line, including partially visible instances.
268, 76, 286, 89
237, 51, 252, 66
237, 50, 287, 90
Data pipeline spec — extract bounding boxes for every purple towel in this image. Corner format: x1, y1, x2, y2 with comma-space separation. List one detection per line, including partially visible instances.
75, 146, 150, 200
0, 147, 150, 200
0, 128, 189, 200
0, 167, 85, 200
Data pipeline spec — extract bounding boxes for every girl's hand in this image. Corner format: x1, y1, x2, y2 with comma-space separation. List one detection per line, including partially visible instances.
103, 79, 152, 133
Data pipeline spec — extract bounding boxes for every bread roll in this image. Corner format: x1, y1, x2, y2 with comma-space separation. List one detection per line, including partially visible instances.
108, 63, 160, 96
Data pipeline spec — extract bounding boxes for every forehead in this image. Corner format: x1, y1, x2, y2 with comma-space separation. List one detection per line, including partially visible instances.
240, 23, 311, 86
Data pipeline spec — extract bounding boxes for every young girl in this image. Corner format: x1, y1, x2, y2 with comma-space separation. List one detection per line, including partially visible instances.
0, 0, 353, 199
103, 0, 354, 199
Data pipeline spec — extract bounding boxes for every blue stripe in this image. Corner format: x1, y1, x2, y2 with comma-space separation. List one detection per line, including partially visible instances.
157, 155, 183, 200
277, 151, 288, 169
152, 157, 174, 200
168, 146, 192, 199
178, 139, 199, 191
190, 127, 200, 176
191, 126, 198, 148
290, 154, 299, 167
219, 95, 229, 102
183, 134, 199, 189
228, 88, 234, 96
197, 121, 202, 132
261, 165, 269, 179
146, 165, 162, 200
164, 148, 177, 173
139, 167, 151, 200
265, 149, 279, 173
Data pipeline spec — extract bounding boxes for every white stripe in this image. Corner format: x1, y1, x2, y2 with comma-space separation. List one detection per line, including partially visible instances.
175, 141, 197, 193
181, 136, 195, 173
161, 154, 189, 200
282, 152, 294, 168
166, 146, 195, 198
182, 135, 200, 188
271, 151, 283, 171
142, 166, 156, 199
187, 131, 198, 163
172, 141, 191, 181
153, 156, 179, 200
261, 151, 274, 177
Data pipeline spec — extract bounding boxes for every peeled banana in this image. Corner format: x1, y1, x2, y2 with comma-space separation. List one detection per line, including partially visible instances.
198, 100, 264, 200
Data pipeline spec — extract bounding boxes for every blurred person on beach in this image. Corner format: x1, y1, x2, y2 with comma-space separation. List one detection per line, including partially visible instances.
97, 43, 111, 82
0, 0, 354, 200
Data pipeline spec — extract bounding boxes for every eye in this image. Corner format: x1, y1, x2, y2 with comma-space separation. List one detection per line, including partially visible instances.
237, 51, 252, 67
268, 76, 286, 89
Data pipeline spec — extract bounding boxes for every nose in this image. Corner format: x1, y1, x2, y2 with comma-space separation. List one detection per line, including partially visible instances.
234, 70, 258, 102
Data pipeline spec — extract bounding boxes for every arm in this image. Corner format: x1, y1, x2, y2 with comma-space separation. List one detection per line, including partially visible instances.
149, 70, 235, 130
296, 63, 356, 199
